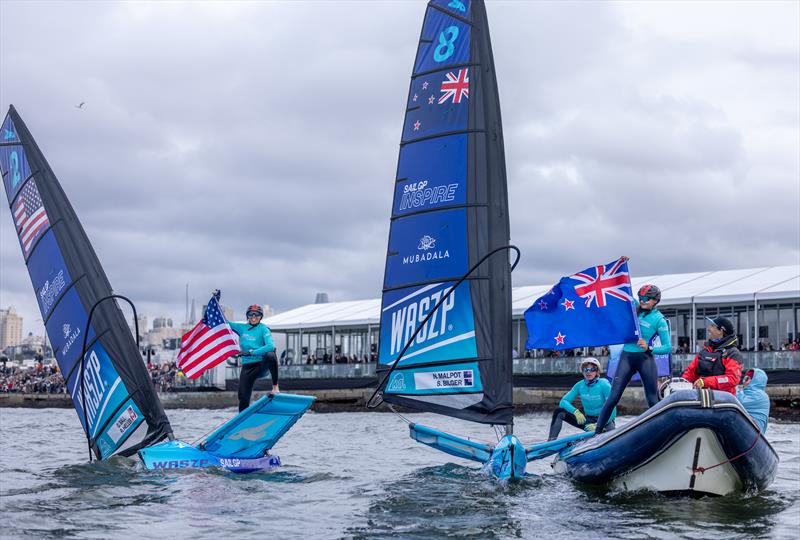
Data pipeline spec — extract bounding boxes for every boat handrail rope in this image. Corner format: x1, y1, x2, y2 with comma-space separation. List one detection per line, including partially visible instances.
367, 244, 521, 410
692, 430, 761, 474
79, 294, 140, 462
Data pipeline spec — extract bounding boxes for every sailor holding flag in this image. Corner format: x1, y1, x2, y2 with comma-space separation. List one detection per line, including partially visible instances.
524, 257, 670, 435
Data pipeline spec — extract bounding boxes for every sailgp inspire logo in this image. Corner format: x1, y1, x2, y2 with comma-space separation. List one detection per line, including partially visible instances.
39, 270, 66, 313
418, 235, 436, 251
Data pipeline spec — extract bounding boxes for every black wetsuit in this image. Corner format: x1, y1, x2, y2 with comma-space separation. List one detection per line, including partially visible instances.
238, 351, 279, 412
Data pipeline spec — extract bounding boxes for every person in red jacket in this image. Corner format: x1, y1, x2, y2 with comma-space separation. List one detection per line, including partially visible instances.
682, 317, 742, 395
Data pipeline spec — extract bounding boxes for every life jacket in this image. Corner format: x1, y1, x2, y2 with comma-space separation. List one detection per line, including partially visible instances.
697, 335, 740, 377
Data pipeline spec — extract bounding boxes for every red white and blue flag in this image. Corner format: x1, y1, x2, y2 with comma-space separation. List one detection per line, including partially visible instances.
13, 179, 50, 256
177, 296, 239, 379
524, 257, 639, 350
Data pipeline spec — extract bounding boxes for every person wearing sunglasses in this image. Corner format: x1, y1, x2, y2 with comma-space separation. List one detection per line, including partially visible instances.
681, 316, 742, 396
548, 358, 615, 440
595, 284, 671, 434
228, 304, 279, 411
736, 368, 770, 433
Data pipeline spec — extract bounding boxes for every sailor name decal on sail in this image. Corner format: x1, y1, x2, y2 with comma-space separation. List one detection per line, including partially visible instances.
107, 405, 138, 444
414, 369, 475, 390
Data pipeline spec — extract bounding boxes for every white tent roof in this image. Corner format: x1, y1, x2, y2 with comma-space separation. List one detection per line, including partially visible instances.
264, 265, 800, 331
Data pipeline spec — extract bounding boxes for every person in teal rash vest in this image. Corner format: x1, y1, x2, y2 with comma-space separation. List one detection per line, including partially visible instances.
595, 284, 671, 433
548, 358, 616, 440
229, 304, 279, 411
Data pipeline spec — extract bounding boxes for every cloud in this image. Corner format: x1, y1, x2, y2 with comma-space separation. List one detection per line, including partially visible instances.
1, 0, 797, 336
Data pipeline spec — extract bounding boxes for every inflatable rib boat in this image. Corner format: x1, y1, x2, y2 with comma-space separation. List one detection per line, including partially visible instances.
553, 389, 778, 496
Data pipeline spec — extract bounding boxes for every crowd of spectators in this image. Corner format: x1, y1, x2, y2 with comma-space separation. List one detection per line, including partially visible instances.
0, 361, 66, 394
147, 361, 186, 391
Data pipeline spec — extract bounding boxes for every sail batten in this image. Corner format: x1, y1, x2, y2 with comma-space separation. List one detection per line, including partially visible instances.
378, 0, 513, 425
1, 105, 172, 459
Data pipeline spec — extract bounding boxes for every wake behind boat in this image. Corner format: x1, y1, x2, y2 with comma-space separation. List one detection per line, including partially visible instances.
553, 389, 779, 496
0, 105, 312, 473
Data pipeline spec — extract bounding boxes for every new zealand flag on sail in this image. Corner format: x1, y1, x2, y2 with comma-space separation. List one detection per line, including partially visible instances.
402, 67, 470, 142
524, 258, 640, 350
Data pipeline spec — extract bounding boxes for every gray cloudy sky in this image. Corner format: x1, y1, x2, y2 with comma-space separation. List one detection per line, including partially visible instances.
1, 0, 798, 335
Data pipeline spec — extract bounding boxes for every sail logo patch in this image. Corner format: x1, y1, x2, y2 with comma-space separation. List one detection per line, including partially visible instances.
380, 281, 477, 366
39, 270, 66, 313
418, 235, 436, 251
403, 234, 449, 265
389, 286, 455, 355
414, 369, 475, 390
388, 372, 406, 392
399, 180, 459, 212
60, 324, 81, 359
107, 405, 138, 444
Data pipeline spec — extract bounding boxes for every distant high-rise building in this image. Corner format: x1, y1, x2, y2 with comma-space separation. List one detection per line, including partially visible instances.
315, 292, 329, 304
262, 304, 274, 318
0, 307, 23, 348
189, 299, 196, 323
153, 317, 173, 330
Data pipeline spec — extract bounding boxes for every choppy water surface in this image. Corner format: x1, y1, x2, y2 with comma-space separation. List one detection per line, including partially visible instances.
1, 407, 798, 539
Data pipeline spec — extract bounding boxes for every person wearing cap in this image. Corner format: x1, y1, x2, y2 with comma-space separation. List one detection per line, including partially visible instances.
737, 368, 770, 433
548, 358, 615, 440
595, 284, 671, 433
228, 304, 279, 411
681, 317, 742, 396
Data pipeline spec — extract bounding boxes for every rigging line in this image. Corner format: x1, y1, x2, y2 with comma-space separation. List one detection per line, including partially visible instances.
79, 294, 140, 463
367, 244, 521, 409
386, 402, 413, 425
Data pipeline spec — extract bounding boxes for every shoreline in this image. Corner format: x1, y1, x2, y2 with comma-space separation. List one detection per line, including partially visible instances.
2, 385, 798, 420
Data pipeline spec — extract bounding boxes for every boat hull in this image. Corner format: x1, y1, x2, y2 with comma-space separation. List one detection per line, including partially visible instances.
139, 440, 281, 473
488, 435, 527, 480
554, 389, 778, 496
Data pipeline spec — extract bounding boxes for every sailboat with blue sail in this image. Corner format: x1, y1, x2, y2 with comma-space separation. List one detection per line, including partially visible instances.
371, 0, 592, 480
1, 105, 312, 472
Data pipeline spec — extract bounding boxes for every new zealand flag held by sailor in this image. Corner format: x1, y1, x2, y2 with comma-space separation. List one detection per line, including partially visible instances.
524, 258, 639, 350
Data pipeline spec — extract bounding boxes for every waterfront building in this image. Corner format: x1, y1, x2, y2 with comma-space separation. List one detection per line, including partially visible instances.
0, 307, 23, 348
263, 265, 800, 362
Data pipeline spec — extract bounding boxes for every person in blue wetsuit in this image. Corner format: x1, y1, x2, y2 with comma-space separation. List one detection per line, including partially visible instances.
737, 368, 770, 433
229, 304, 279, 411
595, 284, 671, 433
548, 358, 615, 440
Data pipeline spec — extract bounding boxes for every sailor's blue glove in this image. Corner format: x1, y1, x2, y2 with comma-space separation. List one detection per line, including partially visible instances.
240, 350, 251, 356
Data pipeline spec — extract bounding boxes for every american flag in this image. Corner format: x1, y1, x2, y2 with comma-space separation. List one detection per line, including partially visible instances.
177, 296, 240, 379
13, 180, 49, 255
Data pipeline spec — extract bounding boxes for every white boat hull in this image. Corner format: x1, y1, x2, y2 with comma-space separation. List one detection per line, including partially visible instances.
612, 428, 741, 496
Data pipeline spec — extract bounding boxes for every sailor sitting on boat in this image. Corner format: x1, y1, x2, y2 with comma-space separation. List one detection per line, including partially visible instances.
548, 358, 615, 440
681, 317, 742, 395
737, 368, 770, 433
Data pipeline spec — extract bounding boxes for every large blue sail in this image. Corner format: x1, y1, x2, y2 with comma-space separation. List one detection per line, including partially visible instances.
378, 0, 513, 425
1, 106, 172, 459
